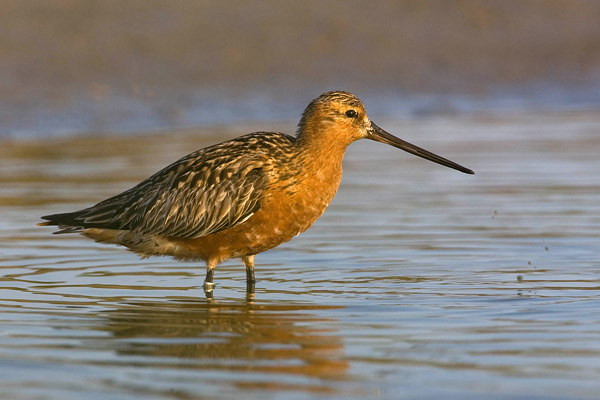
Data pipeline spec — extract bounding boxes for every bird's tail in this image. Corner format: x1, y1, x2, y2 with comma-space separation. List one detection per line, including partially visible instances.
37, 211, 87, 234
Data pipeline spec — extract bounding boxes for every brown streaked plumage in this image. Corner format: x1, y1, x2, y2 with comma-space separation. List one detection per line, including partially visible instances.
39, 91, 474, 296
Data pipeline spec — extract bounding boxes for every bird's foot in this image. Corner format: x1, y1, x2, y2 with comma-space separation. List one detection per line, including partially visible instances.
203, 281, 215, 299
203, 280, 215, 290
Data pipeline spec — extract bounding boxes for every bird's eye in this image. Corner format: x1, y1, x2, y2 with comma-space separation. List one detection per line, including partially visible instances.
345, 109, 357, 118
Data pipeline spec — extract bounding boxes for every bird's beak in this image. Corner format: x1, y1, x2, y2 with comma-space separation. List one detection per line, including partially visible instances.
367, 121, 474, 174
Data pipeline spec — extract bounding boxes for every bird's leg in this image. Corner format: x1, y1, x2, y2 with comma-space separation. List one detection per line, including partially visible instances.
203, 259, 216, 298
242, 255, 256, 295
242, 254, 255, 282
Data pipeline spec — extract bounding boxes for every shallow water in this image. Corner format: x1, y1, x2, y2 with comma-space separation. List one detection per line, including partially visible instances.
1, 111, 600, 399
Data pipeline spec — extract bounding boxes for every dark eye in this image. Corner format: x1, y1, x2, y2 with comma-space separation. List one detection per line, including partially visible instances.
345, 109, 357, 118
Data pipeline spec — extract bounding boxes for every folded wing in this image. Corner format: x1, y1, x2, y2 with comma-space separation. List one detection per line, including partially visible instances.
41, 144, 270, 239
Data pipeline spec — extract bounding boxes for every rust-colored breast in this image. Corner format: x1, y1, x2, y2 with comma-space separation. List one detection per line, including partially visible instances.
177, 149, 343, 264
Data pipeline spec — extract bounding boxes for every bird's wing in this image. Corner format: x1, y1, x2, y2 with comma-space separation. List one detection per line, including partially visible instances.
56, 147, 271, 238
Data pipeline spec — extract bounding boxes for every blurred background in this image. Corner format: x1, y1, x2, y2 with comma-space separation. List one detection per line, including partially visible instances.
1, 0, 599, 138
2, 3, 600, 399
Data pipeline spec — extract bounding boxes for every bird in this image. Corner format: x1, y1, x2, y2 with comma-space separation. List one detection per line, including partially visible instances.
39, 91, 474, 296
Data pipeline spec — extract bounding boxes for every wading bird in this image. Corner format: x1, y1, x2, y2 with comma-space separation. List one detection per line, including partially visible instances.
39, 91, 474, 297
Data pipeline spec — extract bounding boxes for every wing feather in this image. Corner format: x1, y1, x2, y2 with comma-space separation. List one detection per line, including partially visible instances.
39, 132, 299, 238
44, 140, 271, 238
123, 157, 268, 238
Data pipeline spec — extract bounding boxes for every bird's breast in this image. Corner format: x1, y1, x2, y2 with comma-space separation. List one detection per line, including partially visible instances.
176, 155, 343, 263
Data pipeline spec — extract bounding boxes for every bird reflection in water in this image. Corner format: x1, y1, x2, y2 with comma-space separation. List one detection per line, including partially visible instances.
100, 300, 349, 391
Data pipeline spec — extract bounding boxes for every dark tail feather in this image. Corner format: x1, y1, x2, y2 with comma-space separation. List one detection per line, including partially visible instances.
38, 211, 87, 234
39, 211, 85, 226
39, 186, 135, 233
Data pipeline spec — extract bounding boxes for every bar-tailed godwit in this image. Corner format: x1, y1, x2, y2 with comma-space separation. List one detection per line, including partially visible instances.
39, 91, 474, 295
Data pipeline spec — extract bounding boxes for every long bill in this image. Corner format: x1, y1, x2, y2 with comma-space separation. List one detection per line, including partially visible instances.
367, 121, 474, 174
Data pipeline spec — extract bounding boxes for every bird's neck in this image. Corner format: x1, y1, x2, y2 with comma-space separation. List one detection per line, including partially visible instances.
296, 123, 352, 164
294, 126, 349, 192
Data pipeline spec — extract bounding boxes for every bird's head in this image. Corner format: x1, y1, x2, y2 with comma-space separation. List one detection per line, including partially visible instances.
297, 90, 474, 174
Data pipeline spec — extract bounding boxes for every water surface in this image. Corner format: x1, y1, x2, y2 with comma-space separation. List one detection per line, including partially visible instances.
1, 111, 599, 399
